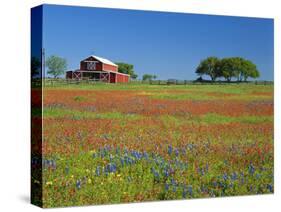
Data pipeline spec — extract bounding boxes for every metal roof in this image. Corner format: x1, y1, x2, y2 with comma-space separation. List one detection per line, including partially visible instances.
88, 55, 118, 67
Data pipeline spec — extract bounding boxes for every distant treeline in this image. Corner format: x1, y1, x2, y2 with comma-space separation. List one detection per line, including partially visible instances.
195, 57, 260, 82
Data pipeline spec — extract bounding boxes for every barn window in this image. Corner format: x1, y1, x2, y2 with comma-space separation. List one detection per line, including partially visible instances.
87, 61, 96, 70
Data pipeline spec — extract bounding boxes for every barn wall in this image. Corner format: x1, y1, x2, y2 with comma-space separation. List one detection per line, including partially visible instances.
80, 60, 102, 71
116, 74, 129, 83
66, 71, 73, 79
110, 73, 116, 83
103, 64, 118, 72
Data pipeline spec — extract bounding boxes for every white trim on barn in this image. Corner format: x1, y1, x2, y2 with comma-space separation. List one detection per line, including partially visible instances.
87, 55, 118, 67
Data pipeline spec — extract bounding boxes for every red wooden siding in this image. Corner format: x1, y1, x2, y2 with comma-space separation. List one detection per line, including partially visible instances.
103, 63, 118, 72
116, 74, 129, 83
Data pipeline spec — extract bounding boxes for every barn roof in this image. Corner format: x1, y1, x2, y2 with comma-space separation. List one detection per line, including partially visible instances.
88, 55, 118, 67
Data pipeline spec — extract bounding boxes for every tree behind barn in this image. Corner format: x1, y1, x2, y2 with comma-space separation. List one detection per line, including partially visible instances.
115, 62, 138, 80
46, 55, 67, 78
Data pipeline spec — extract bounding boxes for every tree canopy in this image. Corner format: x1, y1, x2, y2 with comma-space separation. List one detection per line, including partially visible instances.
46, 55, 67, 78
142, 74, 157, 81
195, 56, 260, 82
196, 57, 221, 81
115, 62, 138, 80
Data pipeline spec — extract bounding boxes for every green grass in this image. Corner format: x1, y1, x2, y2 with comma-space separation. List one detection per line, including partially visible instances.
199, 113, 273, 124
44, 82, 273, 93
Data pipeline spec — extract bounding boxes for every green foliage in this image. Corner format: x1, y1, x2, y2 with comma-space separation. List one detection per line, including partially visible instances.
240, 59, 260, 81
46, 55, 67, 78
115, 62, 138, 79
196, 57, 221, 81
220, 57, 239, 82
142, 74, 157, 81
196, 56, 260, 82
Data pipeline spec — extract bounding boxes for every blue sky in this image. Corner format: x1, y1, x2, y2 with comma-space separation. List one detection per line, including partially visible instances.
42, 4, 274, 80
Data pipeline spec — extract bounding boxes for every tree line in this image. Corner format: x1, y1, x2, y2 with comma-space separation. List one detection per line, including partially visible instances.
32, 55, 260, 83
195, 57, 260, 82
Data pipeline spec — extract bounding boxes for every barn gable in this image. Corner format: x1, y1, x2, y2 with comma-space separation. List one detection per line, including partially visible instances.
82, 55, 118, 67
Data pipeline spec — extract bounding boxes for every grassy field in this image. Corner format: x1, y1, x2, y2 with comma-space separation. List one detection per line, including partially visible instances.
32, 83, 274, 207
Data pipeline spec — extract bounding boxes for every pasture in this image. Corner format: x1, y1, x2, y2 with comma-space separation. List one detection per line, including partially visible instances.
32, 83, 274, 207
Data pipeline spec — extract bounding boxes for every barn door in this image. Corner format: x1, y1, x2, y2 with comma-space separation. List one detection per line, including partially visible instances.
73, 72, 81, 80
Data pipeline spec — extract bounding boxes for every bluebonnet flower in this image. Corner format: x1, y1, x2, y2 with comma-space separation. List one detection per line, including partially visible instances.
231, 172, 238, 181
100, 151, 105, 158
109, 154, 113, 162
248, 164, 255, 175
76, 180, 81, 189
163, 169, 169, 177
95, 166, 100, 176
267, 184, 273, 192
223, 173, 228, 181
168, 145, 173, 155
106, 163, 117, 173
143, 152, 149, 160
174, 149, 179, 157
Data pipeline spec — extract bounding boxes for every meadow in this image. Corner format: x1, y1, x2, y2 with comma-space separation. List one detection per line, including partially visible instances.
32, 83, 274, 207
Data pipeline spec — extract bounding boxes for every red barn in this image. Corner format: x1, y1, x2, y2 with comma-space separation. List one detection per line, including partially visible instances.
66, 55, 130, 83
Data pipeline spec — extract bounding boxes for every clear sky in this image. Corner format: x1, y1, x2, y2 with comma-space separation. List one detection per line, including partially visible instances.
42, 4, 274, 80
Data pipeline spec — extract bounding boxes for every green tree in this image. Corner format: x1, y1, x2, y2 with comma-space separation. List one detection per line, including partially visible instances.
115, 62, 138, 79
220, 57, 240, 82
142, 74, 155, 81
196, 57, 221, 81
220, 57, 260, 82
240, 59, 260, 81
31, 56, 40, 78
46, 55, 67, 78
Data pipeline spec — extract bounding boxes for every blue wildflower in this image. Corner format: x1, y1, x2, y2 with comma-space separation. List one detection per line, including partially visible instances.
174, 149, 179, 157
95, 166, 100, 176
248, 164, 255, 175
267, 184, 273, 193
168, 145, 173, 155
76, 180, 81, 190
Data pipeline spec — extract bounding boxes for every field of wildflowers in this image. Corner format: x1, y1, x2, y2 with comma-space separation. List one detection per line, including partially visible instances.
32, 84, 273, 207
